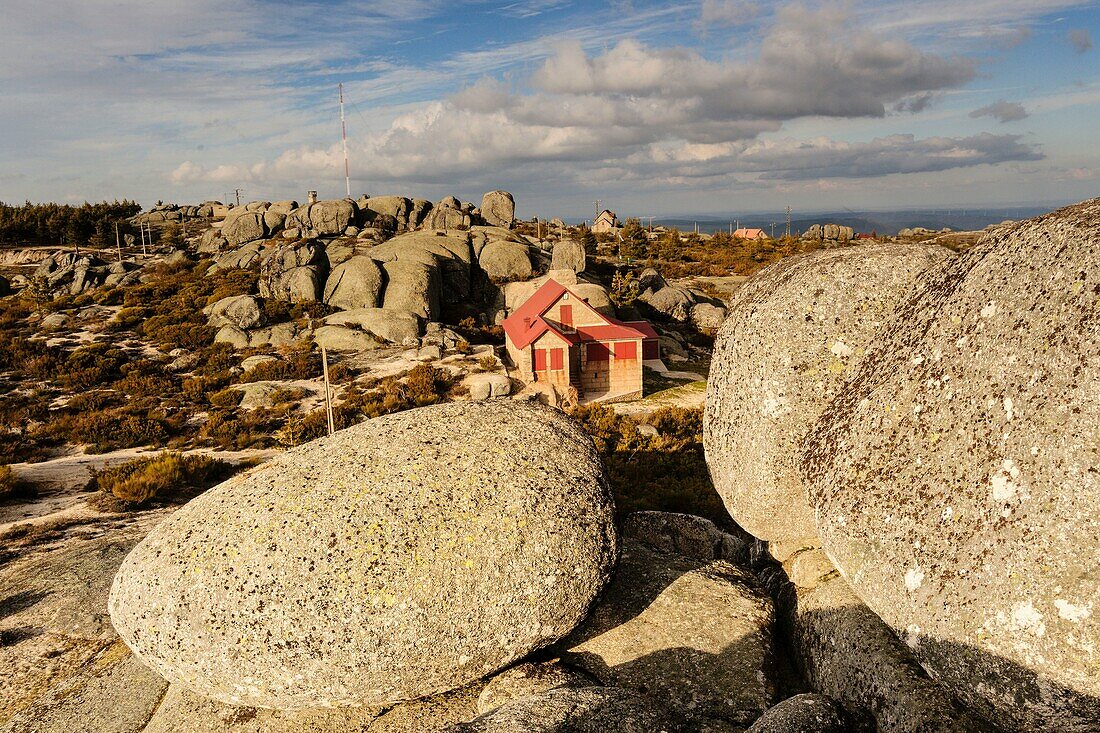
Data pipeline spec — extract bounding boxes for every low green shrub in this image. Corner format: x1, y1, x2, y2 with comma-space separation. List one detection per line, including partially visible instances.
89, 451, 235, 508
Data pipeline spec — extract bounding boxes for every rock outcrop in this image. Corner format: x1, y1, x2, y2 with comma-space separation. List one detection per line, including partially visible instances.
204, 294, 265, 331
704, 244, 951, 543
322, 308, 420, 345
449, 687, 682, 733
557, 512, 776, 727
322, 255, 383, 310
801, 200, 1100, 730
550, 239, 585, 274
479, 191, 515, 229
109, 401, 617, 709
285, 199, 356, 237
257, 240, 327, 302
478, 241, 532, 282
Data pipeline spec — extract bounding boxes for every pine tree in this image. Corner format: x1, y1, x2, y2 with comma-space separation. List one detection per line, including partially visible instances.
618, 218, 647, 260
577, 224, 598, 255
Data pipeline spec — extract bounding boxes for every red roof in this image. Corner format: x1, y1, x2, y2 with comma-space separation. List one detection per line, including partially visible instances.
502, 279, 651, 349
623, 320, 659, 340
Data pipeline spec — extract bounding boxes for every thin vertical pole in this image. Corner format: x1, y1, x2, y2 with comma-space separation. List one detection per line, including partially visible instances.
321, 346, 335, 436
115, 223, 122, 261
340, 83, 350, 198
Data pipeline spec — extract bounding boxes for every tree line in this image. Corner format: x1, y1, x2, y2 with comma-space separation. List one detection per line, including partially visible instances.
0, 200, 142, 247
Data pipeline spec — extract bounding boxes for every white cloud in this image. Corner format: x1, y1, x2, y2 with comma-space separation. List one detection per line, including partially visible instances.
970, 100, 1029, 123
697, 0, 762, 29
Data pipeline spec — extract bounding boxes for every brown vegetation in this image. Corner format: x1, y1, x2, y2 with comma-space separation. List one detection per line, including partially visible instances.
88, 451, 236, 510
569, 404, 729, 525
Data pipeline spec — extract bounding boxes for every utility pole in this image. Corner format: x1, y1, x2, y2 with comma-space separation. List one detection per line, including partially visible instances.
115, 223, 122, 262
339, 82, 351, 198
321, 346, 335, 436
593, 199, 602, 219
770, 222, 777, 238
785, 205, 792, 239
233, 189, 243, 206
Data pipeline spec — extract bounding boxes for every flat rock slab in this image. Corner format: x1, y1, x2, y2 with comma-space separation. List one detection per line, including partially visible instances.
558, 526, 777, 725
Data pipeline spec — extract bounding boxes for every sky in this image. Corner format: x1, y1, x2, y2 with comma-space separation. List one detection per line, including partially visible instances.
1, 0, 1098, 218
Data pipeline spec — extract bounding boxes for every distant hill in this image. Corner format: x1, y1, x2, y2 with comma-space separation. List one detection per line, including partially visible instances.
622, 206, 1057, 236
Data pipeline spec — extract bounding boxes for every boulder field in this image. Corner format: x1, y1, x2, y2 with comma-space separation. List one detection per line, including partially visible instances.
108, 401, 618, 709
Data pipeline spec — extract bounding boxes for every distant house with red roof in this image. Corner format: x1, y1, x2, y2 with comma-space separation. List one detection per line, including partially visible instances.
733, 227, 768, 240
502, 279, 659, 403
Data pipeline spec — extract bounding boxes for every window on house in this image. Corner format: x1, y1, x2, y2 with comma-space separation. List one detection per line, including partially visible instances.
615, 341, 637, 360
587, 342, 610, 362
560, 305, 573, 329
533, 349, 547, 370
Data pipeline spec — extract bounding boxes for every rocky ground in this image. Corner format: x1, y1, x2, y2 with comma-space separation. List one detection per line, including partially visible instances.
2, 194, 1090, 732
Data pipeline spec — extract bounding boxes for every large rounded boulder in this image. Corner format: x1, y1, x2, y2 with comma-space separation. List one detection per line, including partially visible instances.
704, 244, 950, 543
323, 255, 384, 310
480, 190, 515, 229
800, 200, 1100, 730
108, 401, 617, 710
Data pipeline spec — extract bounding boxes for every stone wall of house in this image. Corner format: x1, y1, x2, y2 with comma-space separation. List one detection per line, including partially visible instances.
531, 331, 573, 393
580, 338, 642, 400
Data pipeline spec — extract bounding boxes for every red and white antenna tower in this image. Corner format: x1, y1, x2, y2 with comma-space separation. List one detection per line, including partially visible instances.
339, 83, 351, 197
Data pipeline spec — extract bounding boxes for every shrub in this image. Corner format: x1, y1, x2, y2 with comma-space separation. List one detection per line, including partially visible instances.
569, 404, 728, 524
208, 387, 243, 408
405, 363, 451, 406
89, 451, 235, 508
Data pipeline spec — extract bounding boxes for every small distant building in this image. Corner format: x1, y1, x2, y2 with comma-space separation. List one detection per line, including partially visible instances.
733, 228, 768, 240
593, 209, 620, 234
502, 279, 660, 403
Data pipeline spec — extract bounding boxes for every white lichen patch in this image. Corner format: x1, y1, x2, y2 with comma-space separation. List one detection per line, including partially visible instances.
830, 340, 854, 358
990, 459, 1023, 502
1003, 397, 1015, 422
905, 566, 925, 592
1011, 601, 1046, 637
761, 388, 788, 418
980, 302, 998, 318
1054, 599, 1093, 623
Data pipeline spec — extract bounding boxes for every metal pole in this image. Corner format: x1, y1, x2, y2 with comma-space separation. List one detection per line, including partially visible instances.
115, 222, 122, 261
321, 346, 335, 436
340, 83, 351, 198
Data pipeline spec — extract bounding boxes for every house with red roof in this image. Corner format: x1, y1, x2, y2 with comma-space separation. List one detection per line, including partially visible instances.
733, 227, 769, 240
502, 279, 659, 403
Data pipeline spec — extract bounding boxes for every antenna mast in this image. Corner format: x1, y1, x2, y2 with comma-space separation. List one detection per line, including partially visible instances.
340, 83, 351, 198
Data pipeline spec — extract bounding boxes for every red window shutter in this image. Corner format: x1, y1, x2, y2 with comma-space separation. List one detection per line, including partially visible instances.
615, 341, 637, 360
550, 348, 564, 370
643, 339, 659, 360
560, 305, 573, 329
533, 349, 546, 370
587, 342, 609, 362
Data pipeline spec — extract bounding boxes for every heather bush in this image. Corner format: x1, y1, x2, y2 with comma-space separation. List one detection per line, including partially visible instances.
89, 451, 235, 509
569, 404, 728, 524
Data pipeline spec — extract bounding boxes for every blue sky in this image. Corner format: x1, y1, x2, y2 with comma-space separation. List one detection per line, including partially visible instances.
1, 0, 1098, 218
